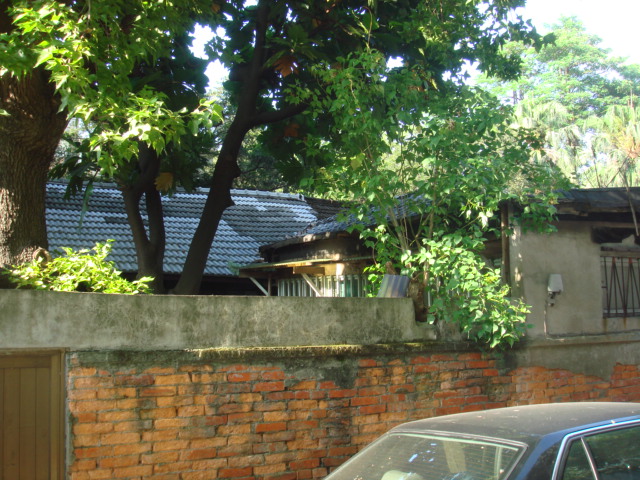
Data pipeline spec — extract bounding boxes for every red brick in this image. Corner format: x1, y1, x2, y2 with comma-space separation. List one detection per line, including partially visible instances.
100, 432, 141, 445
74, 446, 115, 459
261, 411, 290, 424
177, 405, 205, 417
74, 433, 103, 449
99, 454, 140, 468
256, 422, 286, 433
289, 400, 319, 410
360, 405, 386, 415
156, 374, 191, 385
71, 399, 117, 413
358, 359, 378, 367
268, 474, 298, 480
291, 459, 320, 470
218, 467, 253, 478
140, 387, 177, 397
217, 403, 252, 414
253, 381, 285, 392
288, 420, 319, 430
181, 471, 220, 480
112, 465, 153, 477
114, 419, 153, 432
114, 443, 151, 456
85, 468, 112, 479
227, 372, 258, 382
69, 389, 98, 400
153, 440, 189, 452
74, 422, 114, 435
329, 389, 357, 399
115, 374, 154, 386
71, 459, 97, 471
255, 463, 286, 475
228, 412, 262, 424
191, 458, 229, 470
182, 448, 218, 460
350, 396, 378, 406
145, 367, 176, 374
73, 377, 113, 389
292, 380, 317, 390
262, 370, 286, 380
142, 430, 178, 442
140, 407, 177, 420
141, 451, 180, 464
71, 367, 98, 376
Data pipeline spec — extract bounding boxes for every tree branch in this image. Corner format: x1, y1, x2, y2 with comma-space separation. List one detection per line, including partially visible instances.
250, 103, 308, 127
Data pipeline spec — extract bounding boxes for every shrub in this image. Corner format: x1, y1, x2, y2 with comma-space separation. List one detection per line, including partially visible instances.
4, 240, 152, 294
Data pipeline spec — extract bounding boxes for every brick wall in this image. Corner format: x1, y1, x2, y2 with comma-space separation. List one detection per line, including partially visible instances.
66, 347, 640, 480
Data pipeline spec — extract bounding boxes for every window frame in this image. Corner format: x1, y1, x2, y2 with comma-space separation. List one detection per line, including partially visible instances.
601, 249, 640, 318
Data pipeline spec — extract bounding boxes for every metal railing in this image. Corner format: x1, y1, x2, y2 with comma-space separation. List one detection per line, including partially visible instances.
602, 252, 640, 317
277, 274, 368, 298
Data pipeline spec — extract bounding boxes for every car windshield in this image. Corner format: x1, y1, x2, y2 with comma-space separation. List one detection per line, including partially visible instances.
324, 432, 525, 480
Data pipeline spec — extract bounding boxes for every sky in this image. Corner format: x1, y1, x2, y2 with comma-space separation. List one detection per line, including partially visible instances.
195, 0, 640, 87
519, 0, 640, 64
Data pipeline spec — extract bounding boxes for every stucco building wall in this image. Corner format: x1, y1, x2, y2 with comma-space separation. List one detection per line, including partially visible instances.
510, 221, 640, 337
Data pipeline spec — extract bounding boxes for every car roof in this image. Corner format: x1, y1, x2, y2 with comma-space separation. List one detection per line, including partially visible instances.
391, 403, 640, 446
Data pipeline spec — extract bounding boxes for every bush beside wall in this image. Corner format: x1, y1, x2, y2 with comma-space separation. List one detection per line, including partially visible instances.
67, 347, 640, 480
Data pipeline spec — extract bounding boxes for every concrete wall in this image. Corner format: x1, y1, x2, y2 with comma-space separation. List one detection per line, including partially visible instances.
0, 290, 433, 349
510, 221, 640, 337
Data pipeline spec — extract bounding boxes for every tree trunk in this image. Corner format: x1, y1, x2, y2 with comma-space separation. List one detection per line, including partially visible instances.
121, 144, 166, 293
0, 70, 67, 268
172, 121, 245, 294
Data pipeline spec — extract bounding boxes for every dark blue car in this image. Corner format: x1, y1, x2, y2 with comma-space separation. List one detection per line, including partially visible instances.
324, 402, 640, 480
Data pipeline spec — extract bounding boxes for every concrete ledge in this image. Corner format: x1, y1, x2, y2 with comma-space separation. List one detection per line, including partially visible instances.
0, 290, 434, 349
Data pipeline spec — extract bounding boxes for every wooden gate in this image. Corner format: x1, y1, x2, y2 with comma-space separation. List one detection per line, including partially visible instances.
0, 351, 64, 480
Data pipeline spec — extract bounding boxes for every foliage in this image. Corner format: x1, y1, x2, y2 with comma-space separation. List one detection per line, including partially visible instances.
4, 241, 152, 294
289, 48, 566, 348
1, 1, 221, 163
480, 16, 640, 188
583, 105, 640, 189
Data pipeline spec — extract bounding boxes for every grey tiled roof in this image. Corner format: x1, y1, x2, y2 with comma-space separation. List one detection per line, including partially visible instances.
557, 187, 640, 211
46, 182, 342, 277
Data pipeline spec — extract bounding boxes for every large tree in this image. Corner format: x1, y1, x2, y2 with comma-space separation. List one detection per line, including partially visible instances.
284, 50, 566, 347
0, 0, 217, 271
173, 0, 548, 292
3, 0, 545, 295
483, 16, 640, 120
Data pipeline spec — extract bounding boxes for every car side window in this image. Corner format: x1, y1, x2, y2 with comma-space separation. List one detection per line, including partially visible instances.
560, 425, 640, 480
585, 425, 640, 480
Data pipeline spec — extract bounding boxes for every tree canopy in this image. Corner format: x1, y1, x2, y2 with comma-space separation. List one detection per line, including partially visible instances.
480, 16, 640, 188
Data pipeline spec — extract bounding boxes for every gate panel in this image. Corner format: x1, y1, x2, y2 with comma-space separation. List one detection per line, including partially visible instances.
0, 352, 63, 480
